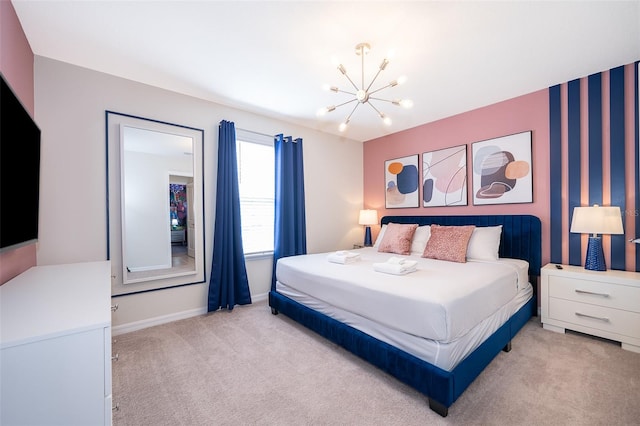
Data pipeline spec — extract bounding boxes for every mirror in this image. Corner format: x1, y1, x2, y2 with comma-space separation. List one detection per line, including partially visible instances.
107, 112, 205, 295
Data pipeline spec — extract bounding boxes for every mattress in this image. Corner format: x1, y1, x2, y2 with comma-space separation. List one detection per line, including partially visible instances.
275, 248, 529, 343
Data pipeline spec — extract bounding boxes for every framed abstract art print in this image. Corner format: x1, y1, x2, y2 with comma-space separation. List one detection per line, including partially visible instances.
472, 131, 533, 205
422, 145, 467, 207
385, 154, 419, 208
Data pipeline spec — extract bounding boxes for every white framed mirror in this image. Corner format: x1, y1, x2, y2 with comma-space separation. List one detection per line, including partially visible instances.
106, 111, 205, 295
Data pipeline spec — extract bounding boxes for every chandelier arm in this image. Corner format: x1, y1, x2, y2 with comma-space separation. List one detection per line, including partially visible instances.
369, 96, 400, 105
365, 68, 385, 93
334, 88, 356, 96
368, 83, 394, 96
333, 98, 359, 110
368, 97, 394, 103
341, 72, 360, 92
367, 101, 385, 117
344, 102, 360, 123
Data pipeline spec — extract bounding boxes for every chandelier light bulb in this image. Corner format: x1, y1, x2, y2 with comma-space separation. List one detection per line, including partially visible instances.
317, 105, 336, 116
339, 121, 348, 132
399, 99, 413, 109
397, 75, 408, 85
323, 84, 339, 92
380, 113, 392, 126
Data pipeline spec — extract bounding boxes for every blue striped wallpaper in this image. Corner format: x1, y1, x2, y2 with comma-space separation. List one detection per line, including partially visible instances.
550, 62, 639, 272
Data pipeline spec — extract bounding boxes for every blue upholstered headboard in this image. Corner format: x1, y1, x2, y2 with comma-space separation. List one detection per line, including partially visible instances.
380, 215, 542, 277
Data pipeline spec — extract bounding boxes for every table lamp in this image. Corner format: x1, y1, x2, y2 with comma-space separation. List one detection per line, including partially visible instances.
570, 204, 623, 271
359, 209, 378, 247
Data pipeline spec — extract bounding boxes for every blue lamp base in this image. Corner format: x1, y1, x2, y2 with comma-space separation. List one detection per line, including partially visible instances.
364, 226, 372, 247
584, 236, 606, 271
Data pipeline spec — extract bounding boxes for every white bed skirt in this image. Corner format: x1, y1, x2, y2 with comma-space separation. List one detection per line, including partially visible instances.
275, 282, 532, 371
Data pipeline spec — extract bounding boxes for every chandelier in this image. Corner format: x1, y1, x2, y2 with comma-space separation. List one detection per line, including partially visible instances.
317, 42, 413, 132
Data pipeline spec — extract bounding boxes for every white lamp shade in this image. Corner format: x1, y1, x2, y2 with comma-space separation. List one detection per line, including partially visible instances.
358, 209, 378, 226
570, 205, 623, 235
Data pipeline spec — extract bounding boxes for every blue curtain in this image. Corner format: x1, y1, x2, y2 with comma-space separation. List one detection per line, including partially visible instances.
271, 134, 307, 291
208, 120, 252, 311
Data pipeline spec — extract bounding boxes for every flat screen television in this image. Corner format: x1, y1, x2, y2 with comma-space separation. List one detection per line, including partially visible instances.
0, 73, 41, 253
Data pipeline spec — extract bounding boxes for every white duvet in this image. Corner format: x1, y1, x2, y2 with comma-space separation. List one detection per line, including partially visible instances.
276, 247, 529, 343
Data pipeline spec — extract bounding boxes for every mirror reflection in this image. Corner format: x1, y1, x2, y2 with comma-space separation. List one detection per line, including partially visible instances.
121, 126, 196, 283
107, 112, 205, 296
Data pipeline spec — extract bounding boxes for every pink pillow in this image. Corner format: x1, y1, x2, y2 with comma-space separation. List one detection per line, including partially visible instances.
377, 223, 419, 255
422, 225, 475, 263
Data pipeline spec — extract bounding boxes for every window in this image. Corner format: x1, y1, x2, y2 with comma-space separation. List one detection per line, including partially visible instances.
236, 129, 274, 255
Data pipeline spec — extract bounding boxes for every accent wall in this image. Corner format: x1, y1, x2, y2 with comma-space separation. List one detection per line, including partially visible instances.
550, 63, 639, 272
364, 61, 640, 274
363, 89, 551, 266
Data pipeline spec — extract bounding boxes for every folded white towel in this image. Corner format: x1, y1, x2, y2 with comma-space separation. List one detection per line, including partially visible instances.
372, 260, 417, 275
373, 263, 416, 275
328, 251, 361, 264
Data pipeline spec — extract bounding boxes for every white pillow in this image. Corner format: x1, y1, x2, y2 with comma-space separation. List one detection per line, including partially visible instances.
466, 225, 502, 261
373, 224, 387, 248
410, 225, 431, 255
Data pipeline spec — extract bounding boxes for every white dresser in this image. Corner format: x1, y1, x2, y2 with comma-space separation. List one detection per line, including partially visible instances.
541, 263, 640, 353
0, 261, 113, 425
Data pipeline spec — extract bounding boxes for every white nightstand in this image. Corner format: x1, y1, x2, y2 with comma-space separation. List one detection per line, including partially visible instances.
541, 264, 640, 353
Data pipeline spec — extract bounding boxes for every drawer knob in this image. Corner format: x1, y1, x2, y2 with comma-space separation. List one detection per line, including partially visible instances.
111, 304, 119, 312
575, 312, 610, 322
575, 289, 609, 298
112, 353, 119, 362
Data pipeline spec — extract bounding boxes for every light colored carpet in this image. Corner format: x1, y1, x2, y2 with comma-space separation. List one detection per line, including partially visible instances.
112, 302, 640, 425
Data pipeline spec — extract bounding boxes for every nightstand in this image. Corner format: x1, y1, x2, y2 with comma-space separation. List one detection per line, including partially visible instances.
541, 264, 640, 353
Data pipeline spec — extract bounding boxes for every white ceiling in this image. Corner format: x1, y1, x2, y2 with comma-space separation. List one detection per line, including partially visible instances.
12, 1, 640, 142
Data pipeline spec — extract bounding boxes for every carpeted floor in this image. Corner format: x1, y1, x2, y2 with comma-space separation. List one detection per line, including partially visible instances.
112, 302, 640, 425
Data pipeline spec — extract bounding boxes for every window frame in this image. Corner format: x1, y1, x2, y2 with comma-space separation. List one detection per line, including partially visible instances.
235, 129, 275, 259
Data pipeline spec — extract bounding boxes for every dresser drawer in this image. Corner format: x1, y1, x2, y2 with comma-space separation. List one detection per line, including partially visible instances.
548, 275, 640, 313
548, 298, 640, 338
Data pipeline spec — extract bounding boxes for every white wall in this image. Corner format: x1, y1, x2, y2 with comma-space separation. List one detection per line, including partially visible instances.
34, 57, 364, 330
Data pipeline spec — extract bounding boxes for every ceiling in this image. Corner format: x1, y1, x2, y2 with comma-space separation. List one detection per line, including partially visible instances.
12, 1, 640, 142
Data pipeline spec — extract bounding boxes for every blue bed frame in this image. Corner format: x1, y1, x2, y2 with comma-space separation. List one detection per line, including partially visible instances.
269, 215, 541, 417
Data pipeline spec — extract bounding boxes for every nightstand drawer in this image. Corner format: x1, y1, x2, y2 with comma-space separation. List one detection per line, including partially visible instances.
548, 275, 640, 313
549, 298, 640, 338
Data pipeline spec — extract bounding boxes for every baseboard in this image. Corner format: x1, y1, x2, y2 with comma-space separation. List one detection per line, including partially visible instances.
251, 292, 268, 303
112, 307, 207, 336
112, 292, 270, 336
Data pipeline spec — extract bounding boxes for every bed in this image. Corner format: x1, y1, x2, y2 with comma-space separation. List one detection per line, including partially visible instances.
269, 215, 541, 417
